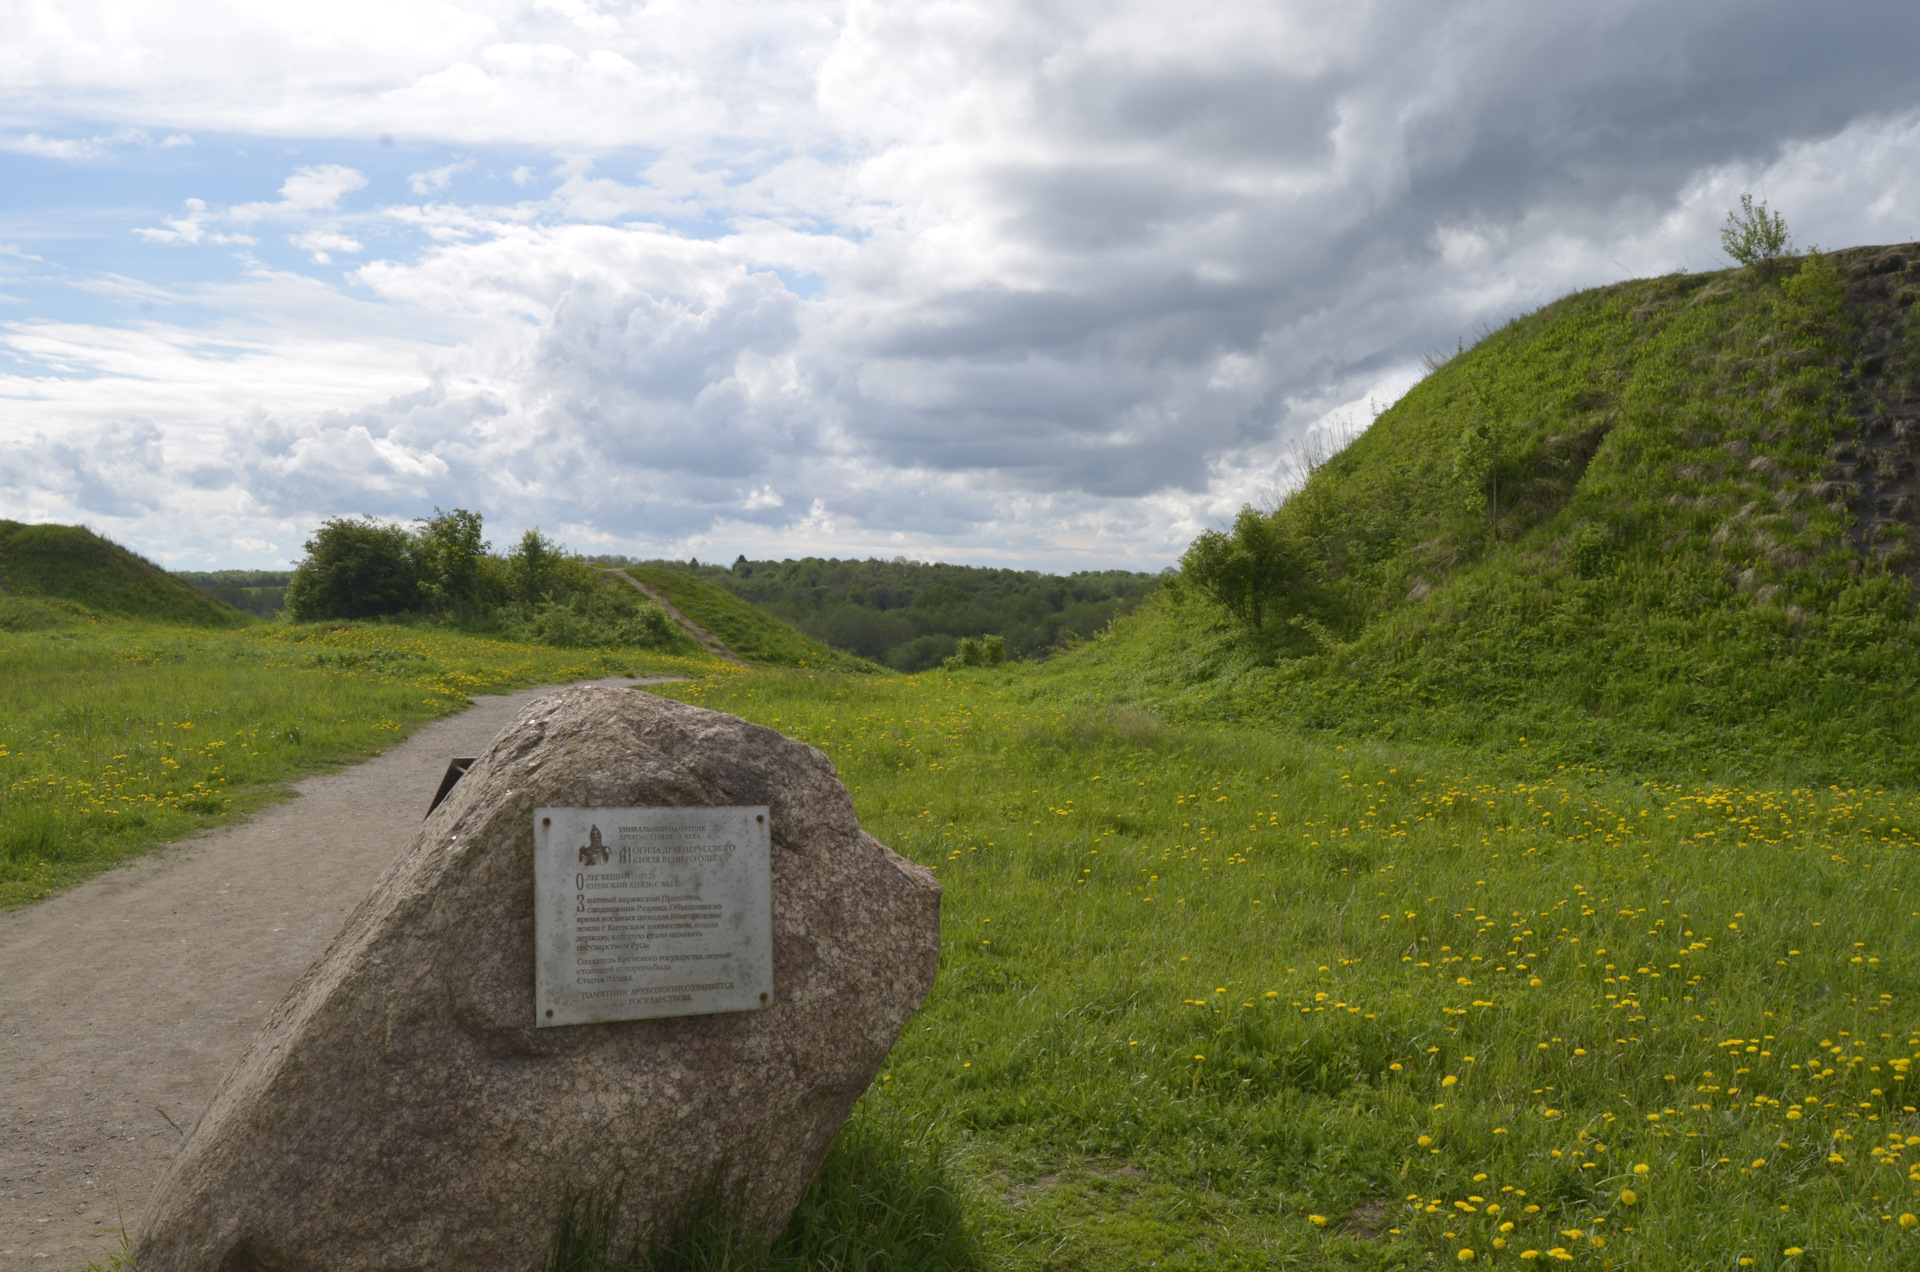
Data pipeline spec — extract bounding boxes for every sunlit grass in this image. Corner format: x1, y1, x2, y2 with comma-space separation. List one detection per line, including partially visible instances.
0, 618, 726, 908
15, 613, 1920, 1268
652, 666, 1920, 1271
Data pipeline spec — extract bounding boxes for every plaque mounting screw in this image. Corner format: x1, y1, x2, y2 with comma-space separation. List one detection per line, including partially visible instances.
545, 1009, 554, 1018
542, 818, 552, 828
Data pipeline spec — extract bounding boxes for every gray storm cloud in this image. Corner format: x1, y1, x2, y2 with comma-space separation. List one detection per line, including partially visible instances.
4, 0, 1920, 566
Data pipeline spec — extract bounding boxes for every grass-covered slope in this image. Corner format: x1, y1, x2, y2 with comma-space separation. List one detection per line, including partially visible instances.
1079, 245, 1920, 784
617, 563, 879, 670
0, 522, 245, 628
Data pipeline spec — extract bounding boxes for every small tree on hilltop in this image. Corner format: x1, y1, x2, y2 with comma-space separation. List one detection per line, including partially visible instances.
1722, 193, 1791, 271
285, 516, 420, 620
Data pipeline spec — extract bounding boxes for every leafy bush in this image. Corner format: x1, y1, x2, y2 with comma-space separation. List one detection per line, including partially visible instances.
414, 507, 490, 616
941, 633, 1005, 670
285, 517, 420, 620
510, 528, 564, 605
1176, 505, 1310, 631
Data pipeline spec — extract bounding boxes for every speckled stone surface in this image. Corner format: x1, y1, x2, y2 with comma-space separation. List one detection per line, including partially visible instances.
132, 686, 940, 1272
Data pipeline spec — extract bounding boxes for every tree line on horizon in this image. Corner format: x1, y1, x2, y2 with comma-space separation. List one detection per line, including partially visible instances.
262, 512, 691, 651
182, 528, 1163, 671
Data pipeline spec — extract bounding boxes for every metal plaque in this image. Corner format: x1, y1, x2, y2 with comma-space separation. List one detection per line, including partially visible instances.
534, 806, 773, 1026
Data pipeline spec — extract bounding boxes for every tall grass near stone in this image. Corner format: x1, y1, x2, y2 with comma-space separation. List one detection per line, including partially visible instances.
653, 667, 1920, 1270
546, 1116, 983, 1272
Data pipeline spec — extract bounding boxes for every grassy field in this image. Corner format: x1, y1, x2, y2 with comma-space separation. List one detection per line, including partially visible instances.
0, 619, 722, 909
15, 614, 1920, 1270
640, 664, 1920, 1272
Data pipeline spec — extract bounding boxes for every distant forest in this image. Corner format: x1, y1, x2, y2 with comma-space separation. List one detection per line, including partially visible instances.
175, 557, 1163, 672
174, 570, 292, 616
597, 556, 1163, 671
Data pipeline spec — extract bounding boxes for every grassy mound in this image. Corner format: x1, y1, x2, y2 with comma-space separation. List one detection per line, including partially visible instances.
616, 564, 879, 670
1078, 244, 1920, 784
0, 522, 245, 627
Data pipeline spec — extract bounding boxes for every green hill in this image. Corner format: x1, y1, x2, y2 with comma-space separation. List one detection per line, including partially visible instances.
1066, 243, 1920, 784
611, 564, 879, 670
0, 522, 246, 628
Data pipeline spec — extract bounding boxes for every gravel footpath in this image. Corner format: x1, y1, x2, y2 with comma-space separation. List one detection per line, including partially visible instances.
0, 677, 680, 1270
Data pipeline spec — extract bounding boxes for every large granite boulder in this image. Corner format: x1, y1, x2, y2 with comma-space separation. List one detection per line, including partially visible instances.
133, 687, 941, 1272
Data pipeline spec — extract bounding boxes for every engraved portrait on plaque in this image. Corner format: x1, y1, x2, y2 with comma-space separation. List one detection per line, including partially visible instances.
534, 806, 773, 1026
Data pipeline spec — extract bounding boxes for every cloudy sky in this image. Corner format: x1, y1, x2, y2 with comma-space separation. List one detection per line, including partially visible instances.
4, 1, 1920, 571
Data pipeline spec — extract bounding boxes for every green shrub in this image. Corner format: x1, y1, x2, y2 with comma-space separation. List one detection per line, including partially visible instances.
413, 507, 491, 616
511, 528, 564, 605
286, 517, 421, 620
1175, 505, 1311, 632
1721, 193, 1791, 270
941, 634, 1005, 670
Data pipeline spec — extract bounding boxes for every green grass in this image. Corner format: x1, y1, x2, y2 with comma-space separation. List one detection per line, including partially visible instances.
635, 665, 1920, 1271
0, 521, 245, 626
0, 618, 724, 908
617, 565, 879, 670
546, 1114, 983, 1272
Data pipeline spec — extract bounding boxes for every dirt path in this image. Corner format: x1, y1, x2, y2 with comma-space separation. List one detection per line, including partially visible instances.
605, 569, 747, 665
0, 676, 682, 1271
